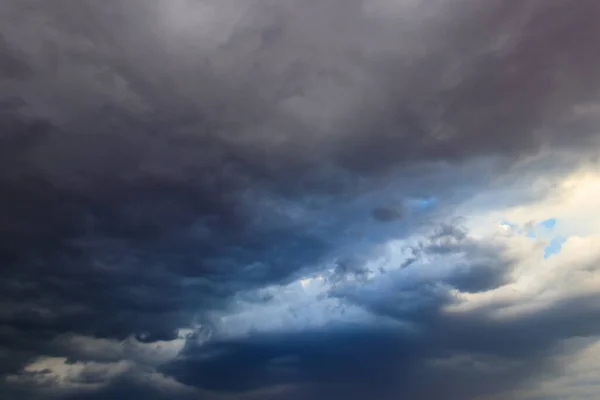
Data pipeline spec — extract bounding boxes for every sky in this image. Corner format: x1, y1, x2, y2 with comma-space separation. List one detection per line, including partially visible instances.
2, 0, 600, 399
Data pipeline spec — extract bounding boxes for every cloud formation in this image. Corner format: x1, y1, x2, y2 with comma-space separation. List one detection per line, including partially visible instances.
2, 0, 600, 399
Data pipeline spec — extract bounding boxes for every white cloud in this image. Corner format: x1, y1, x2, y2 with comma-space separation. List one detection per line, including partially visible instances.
5, 357, 133, 395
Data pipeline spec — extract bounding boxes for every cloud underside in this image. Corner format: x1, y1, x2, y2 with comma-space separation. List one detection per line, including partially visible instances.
2, 0, 600, 399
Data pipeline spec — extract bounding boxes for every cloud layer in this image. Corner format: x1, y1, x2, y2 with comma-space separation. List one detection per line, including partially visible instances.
2, 0, 600, 399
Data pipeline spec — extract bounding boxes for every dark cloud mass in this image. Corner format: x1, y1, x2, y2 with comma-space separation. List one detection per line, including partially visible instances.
1, 0, 600, 399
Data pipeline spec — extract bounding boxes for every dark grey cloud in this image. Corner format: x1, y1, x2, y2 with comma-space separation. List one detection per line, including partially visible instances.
163, 326, 547, 400
370, 205, 404, 222
158, 229, 600, 400
2, 0, 600, 398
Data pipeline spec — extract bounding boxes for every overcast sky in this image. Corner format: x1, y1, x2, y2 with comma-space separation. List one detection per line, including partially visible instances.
2, 1, 600, 399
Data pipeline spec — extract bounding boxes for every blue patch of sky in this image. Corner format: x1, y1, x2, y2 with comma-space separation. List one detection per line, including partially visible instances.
500, 220, 522, 234
544, 236, 566, 259
501, 217, 566, 258
539, 218, 557, 230
403, 197, 438, 211
415, 197, 438, 210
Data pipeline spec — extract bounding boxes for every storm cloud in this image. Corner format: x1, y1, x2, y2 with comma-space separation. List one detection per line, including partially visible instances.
2, 0, 600, 399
